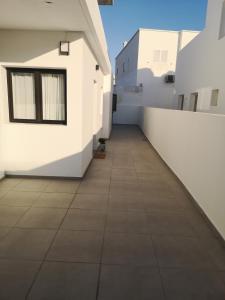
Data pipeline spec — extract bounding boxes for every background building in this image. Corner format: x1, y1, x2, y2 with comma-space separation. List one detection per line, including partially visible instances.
175, 0, 225, 114
114, 28, 199, 124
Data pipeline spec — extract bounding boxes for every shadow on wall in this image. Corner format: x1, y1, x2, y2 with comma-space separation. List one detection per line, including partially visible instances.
102, 90, 113, 139
137, 68, 176, 109
0, 30, 81, 63
93, 127, 103, 151
113, 68, 177, 125
4, 139, 94, 179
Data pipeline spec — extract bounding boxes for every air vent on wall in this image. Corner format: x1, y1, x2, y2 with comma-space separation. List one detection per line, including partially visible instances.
165, 75, 175, 83
98, 0, 113, 5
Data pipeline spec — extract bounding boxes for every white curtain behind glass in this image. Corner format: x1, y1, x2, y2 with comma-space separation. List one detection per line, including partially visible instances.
12, 73, 36, 119
42, 74, 65, 121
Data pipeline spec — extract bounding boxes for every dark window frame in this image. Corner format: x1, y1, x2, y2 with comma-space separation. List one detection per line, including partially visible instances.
7, 68, 67, 125
178, 94, 185, 110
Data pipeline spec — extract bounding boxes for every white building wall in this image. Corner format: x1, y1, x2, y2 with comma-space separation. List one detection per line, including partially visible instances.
102, 74, 113, 139
81, 38, 105, 173
137, 29, 179, 109
0, 122, 4, 179
175, 0, 225, 114
114, 29, 199, 124
114, 31, 143, 124
116, 32, 139, 86
0, 29, 106, 178
140, 107, 225, 239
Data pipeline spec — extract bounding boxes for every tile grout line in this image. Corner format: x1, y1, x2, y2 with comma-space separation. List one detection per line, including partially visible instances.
95, 152, 112, 300
24, 183, 81, 299
150, 235, 167, 300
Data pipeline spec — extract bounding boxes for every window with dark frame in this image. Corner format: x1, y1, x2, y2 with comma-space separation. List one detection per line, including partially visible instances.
7, 68, 67, 125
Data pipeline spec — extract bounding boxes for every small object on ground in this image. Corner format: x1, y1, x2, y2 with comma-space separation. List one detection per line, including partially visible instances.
99, 138, 106, 152
94, 138, 106, 159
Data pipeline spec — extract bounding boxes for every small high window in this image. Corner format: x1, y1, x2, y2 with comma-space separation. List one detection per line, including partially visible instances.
123, 62, 125, 73
211, 89, 219, 106
153, 50, 168, 63
219, 1, 225, 39
153, 50, 160, 62
7, 68, 67, 124
161, 50, 168, 63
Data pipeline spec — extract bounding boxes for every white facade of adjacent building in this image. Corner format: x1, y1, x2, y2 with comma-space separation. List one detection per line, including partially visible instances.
175, 0, 225, 114
0, 0, 113, 179
114, 28, 199, 124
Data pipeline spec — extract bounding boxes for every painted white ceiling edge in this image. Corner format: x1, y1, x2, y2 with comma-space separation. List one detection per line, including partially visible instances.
79, 0, 111, 75
0, 0, 111, 74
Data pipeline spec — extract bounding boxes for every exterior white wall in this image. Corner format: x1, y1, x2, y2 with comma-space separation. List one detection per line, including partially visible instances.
178, 31, 199, 51
116, 32, 139, 86
138, 29, 179, 109
81, 36, 106, 173
114, 29, 199, 124
140, 107, 225, 239
0, 29, 107, 178
175, 0, 225, 114
102, 74, 113, 139
0, 122, 4, 179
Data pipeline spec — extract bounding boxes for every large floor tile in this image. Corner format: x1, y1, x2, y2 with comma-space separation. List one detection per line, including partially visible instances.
0, 228, 56, 260
14, 179, 50, 192
144, 193, 191, 211
146, 211, 196, 237
139, 179, 171, 192
33, 192, 74, 208
71, 194, 108, 210
17, 208, 67, 229
0, 178, 22, 190
106, 211, 149, 234
0, 228, 11, 240
136, 171, 162, 180
0, 189, 8, 199
98, 265, 164, 300
84, 167, 111, 180
185, 209, 215, 238
152, 236, 216, 269
161, 269, 225, 300
0, 191, 40, 207
0, 206, 28, 227
110, 180, 141, 196
47, 230, 103, 263
61, 209, 106, 231
91, 159, 112, 169
108, 194, 146, 212
28, 262, 98, 300
0, 259, 41, 300
78, 179, 110, 194
111, 168, 137, 181
112, 157, 135, 169
45, 180, 80, 193
102, 233, 157, 266
199, 238, 225, 271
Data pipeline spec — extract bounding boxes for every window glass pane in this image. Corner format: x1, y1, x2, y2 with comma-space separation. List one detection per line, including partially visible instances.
161, 50, 168, 63
211, 89, 219, 106
41, 73, 65, 121
153, 50, 160, 62
12, 72, 36, 119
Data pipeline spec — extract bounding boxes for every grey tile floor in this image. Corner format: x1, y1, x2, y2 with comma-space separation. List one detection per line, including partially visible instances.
0, 125, 224, 299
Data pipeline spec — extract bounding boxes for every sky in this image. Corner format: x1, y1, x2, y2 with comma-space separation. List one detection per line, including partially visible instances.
100, 0, 208, 71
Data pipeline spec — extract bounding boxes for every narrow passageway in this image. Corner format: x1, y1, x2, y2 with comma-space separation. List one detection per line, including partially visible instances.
0, 125, 224, 299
